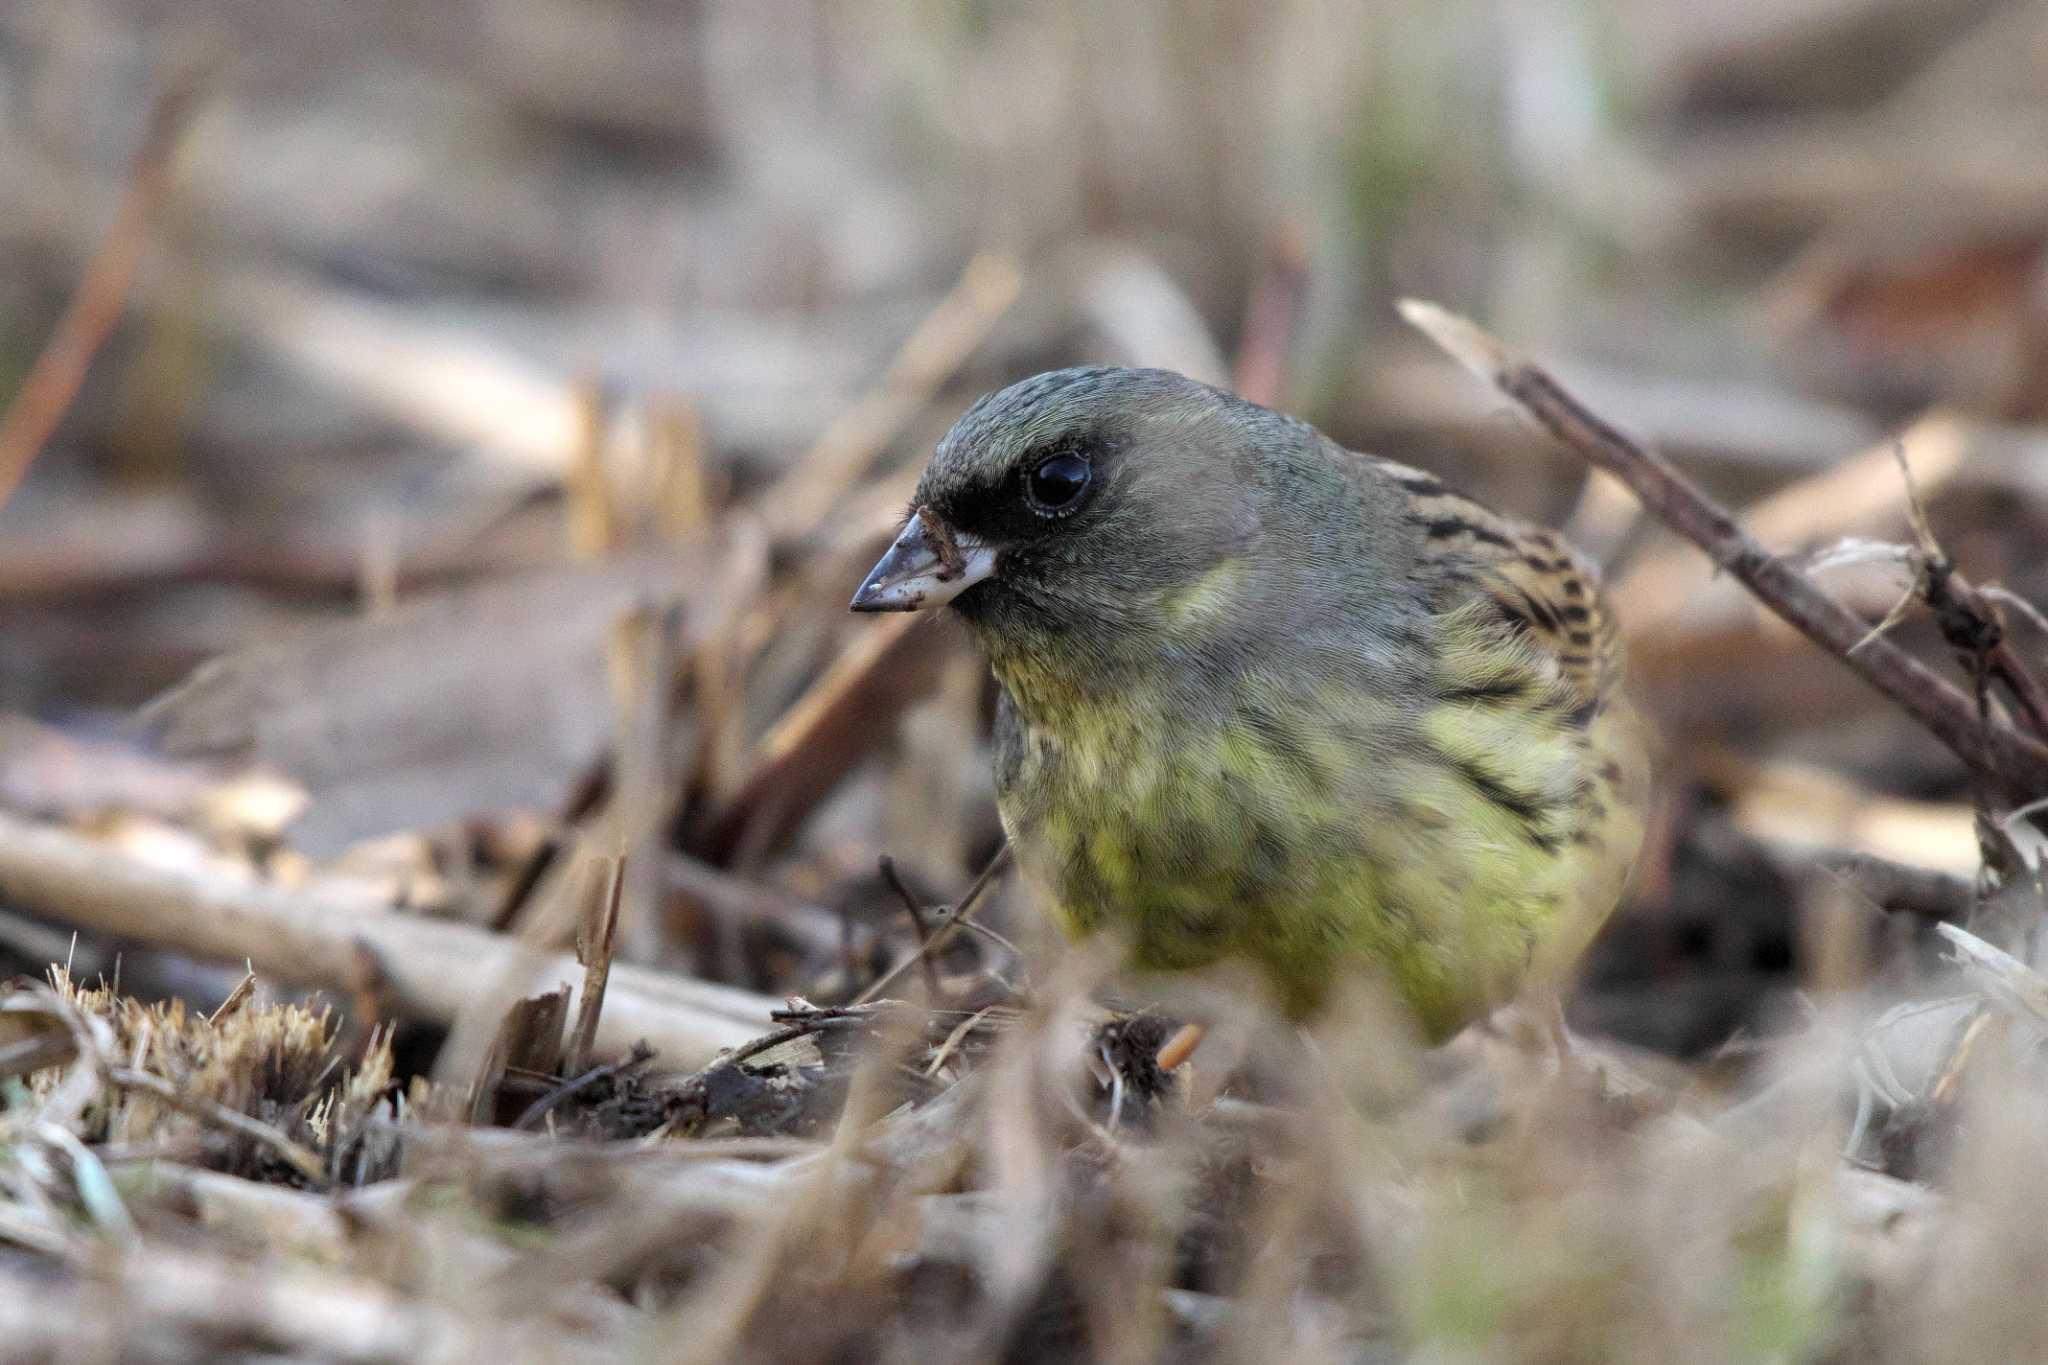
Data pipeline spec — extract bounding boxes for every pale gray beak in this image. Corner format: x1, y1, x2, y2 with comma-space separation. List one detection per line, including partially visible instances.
850, 509, 997, 612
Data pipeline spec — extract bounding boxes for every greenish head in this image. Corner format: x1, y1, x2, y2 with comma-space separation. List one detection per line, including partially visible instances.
852, 367, 1357, 668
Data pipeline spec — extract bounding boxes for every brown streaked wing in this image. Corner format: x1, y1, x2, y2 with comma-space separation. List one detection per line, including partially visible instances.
1369, 455, 1622, 715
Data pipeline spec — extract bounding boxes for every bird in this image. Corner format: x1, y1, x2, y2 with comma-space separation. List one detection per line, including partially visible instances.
850, 367, 1649, 1041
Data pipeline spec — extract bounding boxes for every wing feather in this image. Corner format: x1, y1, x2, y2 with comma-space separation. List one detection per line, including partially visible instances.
1368, 456, 1622, 717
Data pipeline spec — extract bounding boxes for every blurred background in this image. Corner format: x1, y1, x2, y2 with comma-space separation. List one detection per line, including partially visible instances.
4, 0, 2047, 1060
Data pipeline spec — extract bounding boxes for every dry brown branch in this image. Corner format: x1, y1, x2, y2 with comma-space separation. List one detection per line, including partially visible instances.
0, 78, 202, 515
1606, 414, 2048, 697
1866, 439, 2048, 741
1613, 410, 1975, 621
762, 252, 1022, 540
1399, 299, 2048, 806
698, 612, 952, 863
0, 811, 772, 1067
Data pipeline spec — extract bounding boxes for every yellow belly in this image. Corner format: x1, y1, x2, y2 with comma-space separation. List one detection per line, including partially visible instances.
994, 668, 1647, 1038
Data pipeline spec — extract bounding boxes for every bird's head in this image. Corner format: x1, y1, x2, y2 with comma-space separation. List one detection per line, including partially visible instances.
851, 368, 1298, 661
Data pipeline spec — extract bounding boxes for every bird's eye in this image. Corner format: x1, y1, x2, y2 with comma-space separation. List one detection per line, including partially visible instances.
1026, 452, 1091, 515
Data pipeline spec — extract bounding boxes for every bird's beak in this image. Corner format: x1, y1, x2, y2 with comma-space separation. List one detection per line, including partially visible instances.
849, 508, 996, 612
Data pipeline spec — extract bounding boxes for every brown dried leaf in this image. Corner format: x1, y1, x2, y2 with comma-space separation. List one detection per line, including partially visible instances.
142, 545, 755, 855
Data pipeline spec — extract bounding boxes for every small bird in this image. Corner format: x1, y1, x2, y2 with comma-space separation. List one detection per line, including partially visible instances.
851, 368, 1649, 1040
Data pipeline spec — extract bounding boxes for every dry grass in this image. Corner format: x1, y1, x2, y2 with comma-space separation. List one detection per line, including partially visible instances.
0, 937, 2032, 1363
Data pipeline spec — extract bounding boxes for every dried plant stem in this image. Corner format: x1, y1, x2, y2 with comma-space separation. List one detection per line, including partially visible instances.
566, 855, 625, 1076
763, 251, 1022, 539
0, 78, 201, 514
206, 968, 257, 1024
1879, 440, 2048, 741
701, 611, 947, 862
0, 811, 771, 1067
1399, 299, 2048, 805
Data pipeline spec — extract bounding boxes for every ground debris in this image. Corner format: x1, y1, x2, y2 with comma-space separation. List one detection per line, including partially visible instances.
11, 967, 404, 1189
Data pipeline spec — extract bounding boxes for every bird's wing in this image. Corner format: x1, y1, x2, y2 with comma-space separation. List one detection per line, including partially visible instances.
1369, 458, 1623, 718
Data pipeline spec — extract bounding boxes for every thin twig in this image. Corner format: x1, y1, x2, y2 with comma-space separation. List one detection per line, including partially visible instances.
722, 1005, 886, 1069
0, 76, 203, 514
852, 846, 1011, 1006
763, 1004, 880, 1026
923, 1005, 998, 1080
877, 854, 946, 1000
1398, 299, 2048, 805
936, 911, 1026, 964
511, 1042, 655, 1133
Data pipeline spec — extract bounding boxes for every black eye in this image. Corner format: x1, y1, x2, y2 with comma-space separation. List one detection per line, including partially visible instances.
1026, 452, 1091, 515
